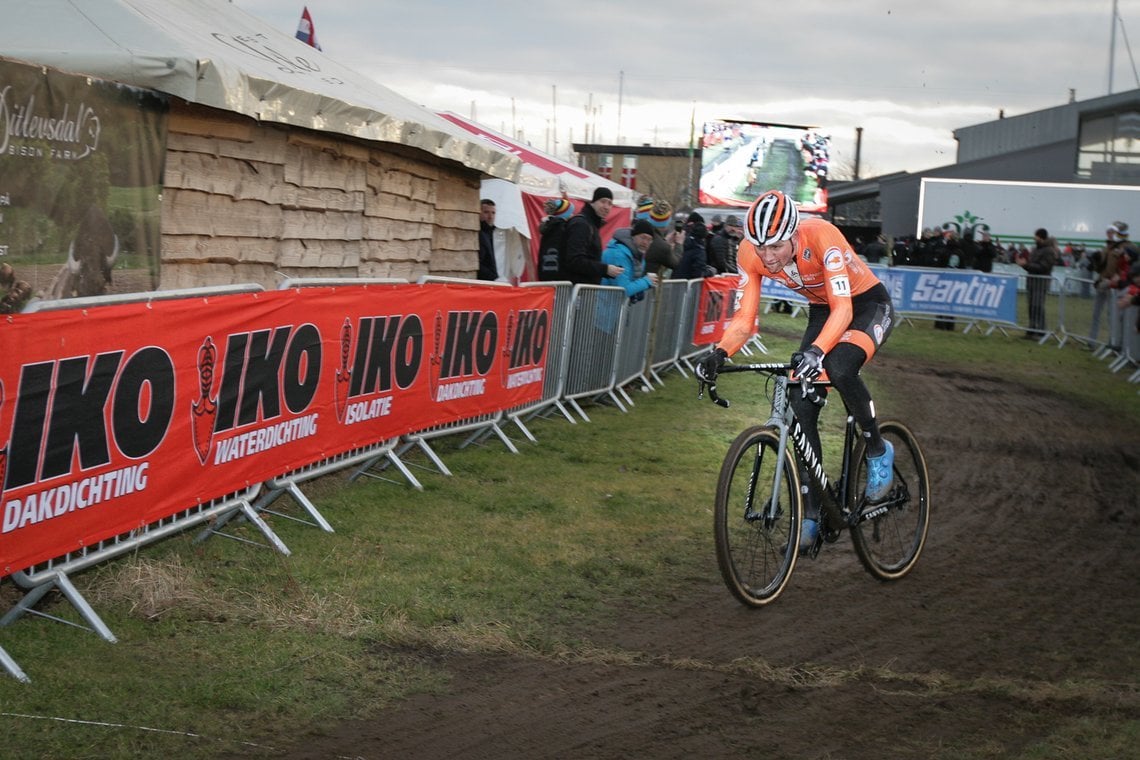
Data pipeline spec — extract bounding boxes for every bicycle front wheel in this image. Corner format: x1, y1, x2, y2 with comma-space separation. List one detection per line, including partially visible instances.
714, 426, 801, 607
850, 420, 931, 581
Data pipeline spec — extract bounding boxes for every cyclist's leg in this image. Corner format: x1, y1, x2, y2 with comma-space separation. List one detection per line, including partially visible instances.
793, 302, 830, 443
824, 288, 896, 456
825, 344, 883, 454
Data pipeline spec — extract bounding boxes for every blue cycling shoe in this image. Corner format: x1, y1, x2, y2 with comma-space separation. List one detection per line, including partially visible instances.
798, 518, 819, 551
864, 441, 895, 502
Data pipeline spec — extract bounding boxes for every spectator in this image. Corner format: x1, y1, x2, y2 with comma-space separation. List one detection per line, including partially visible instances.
707, 214, 743, 274
708, 214, 725, 241
666, 217, 686, 272
477, 198, 499, 281
934, 230, 962, 331
561, 187, 622, 285
634, 196, 678, 278
862, 234, 887, 264
1022, 227, 1058, 339
536, 198, 576, 281
973, 231, 997, 273
672, 212, 712, 279
1073, 244, 1094, 298
1088, 221, 1138, 344
602, 219, 659, 302
1118, 261, 1140, 335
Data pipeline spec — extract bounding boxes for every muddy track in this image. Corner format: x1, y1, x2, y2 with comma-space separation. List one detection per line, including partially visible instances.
263, 353, 1140, 760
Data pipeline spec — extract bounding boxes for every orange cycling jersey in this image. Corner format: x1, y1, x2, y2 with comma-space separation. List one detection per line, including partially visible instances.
717, 216, 883, 356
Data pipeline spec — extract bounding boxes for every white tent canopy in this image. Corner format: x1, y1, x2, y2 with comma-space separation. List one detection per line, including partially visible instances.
438, 112, 635, 282
0, 0, 521, 181
439, 111, 633, 237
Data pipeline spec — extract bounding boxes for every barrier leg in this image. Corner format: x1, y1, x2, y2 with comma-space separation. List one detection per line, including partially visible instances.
507, 414, 539, 444
194, 501, 292, 555
279, 482, 335, 533
0, 644, 29, 683
1, 572, 117, 643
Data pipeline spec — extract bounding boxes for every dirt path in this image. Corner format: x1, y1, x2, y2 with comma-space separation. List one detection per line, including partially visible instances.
267, 354, 1140, 760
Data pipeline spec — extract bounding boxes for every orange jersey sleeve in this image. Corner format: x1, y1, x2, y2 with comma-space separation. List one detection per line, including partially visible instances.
716, 261, 763, 356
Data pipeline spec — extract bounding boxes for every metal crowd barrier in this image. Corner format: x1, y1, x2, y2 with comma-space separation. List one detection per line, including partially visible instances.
348, 276, 520, 486
611, 288, 657, 405
1, 275, 719, 681
668, 279, 706, 375
560, 284, 627, 421
4, 285, 272, 682
1109, 304, 1140, 377
199, 279, 418, 538
496, 281, 576, 439
646, 280, 691, 385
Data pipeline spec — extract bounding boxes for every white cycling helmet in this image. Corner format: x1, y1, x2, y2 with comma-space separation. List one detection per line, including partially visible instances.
744, 190, 799, 246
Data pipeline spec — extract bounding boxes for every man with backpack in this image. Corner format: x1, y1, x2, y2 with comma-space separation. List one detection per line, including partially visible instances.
536, 198, 576, 281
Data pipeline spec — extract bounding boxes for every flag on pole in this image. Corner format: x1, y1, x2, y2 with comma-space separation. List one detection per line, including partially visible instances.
296, 6, 321, 50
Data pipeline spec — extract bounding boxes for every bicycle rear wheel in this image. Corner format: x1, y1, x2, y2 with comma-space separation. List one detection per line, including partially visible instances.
849, 421, 930, 580
714, 426, 801, 607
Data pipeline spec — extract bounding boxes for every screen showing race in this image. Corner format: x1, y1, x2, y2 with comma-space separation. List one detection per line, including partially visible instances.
698, 119, 829, 213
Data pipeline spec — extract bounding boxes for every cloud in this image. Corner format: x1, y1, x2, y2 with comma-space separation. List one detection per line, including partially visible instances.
237, 0, 1139, 176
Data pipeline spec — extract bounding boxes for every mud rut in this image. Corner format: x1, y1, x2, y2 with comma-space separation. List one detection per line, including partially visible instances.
266, 353, 1140, 760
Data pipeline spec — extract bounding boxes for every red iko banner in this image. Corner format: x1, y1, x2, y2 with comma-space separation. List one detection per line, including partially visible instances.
0, 283, 554, 576
691, 275, 749, 345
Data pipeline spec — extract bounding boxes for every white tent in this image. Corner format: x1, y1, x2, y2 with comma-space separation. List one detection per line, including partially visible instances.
0, 0, 520, 182
438, 113, 635, 282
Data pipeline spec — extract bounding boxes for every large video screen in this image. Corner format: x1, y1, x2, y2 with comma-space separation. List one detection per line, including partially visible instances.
698, 120, 829, 213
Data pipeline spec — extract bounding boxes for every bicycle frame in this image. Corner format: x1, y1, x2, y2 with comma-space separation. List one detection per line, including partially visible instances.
704, 363, 859, 535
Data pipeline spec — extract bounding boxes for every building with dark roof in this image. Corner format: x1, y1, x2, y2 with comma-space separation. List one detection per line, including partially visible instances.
829, 87, 1140, 239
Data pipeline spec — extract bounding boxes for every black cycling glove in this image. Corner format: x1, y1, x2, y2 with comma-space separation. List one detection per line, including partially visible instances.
696, 347, 727, 382
791, 346, 825, 382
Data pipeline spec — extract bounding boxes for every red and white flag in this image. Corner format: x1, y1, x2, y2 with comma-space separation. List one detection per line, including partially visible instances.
295, 6, 321, 50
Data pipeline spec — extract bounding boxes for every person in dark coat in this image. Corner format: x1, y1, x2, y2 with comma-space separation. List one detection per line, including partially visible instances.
672, 211, 711, 279
973, 231, 997, 273
561, 187, 623, 285
477, 198, 499, 281
1021, 227, 1058, 339
707, 214, 743, 274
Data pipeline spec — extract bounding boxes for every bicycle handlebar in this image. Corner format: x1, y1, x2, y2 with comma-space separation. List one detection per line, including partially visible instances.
697, 362, 825, 409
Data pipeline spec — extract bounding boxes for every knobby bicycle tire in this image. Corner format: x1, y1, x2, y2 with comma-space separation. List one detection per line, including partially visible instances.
849, 420, 931, 581
714, 426, 802, 607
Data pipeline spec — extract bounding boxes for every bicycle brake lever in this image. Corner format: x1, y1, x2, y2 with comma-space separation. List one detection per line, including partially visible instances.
801, 379, 826, 408
707, 382, 730, 408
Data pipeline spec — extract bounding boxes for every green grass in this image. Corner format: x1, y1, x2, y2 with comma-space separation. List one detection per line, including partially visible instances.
0, 315, 1136, 758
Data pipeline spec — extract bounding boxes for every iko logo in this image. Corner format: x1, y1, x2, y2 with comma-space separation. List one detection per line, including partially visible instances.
3, 347, 175, 492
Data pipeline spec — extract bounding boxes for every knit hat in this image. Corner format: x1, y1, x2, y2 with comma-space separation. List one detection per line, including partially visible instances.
592, 187, 614, 202
631, 219, 656, 238
648, 200, 672, 228
544, 198, 575, 220
725, 214, 742, 228
634, 195, 655, 218
687, 211, 705, 225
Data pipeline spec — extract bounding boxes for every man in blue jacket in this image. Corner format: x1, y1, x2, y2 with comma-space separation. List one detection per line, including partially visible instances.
602, 219, 659, 300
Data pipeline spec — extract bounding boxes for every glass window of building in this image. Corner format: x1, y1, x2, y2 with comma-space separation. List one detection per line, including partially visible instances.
1077, 110, 1140, 183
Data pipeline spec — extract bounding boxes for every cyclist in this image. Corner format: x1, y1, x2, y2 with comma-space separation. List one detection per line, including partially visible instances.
695, 190, 896, 550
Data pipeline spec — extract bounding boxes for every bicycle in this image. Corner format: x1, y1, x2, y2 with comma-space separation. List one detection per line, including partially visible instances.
699, 362, 930, 607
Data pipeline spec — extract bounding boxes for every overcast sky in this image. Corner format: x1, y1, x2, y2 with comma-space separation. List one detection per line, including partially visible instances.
236, 1, 1139, 178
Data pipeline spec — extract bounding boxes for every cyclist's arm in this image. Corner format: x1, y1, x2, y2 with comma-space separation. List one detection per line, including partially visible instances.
716, 263, 762, 356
